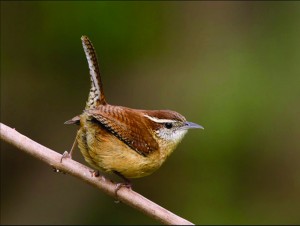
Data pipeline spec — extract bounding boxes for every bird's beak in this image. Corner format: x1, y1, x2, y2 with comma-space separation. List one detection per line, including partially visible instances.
184, 121, 204, 130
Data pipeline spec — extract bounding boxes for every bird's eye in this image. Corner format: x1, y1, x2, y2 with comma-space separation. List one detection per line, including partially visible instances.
164, 122, 173, 129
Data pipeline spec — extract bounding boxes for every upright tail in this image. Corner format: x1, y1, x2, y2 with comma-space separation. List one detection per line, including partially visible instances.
81, 35, 107, 109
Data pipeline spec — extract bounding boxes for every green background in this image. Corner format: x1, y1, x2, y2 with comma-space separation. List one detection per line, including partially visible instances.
1, 1, 300, 224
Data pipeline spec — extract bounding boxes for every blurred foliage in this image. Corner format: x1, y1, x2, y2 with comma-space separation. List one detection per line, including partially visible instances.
1, 1, 300, 224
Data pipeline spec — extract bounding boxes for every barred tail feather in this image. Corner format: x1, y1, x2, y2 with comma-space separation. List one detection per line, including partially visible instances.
81, 35, 106, 109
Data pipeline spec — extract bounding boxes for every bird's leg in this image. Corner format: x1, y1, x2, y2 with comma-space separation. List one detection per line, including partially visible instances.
60, 135, 77, 163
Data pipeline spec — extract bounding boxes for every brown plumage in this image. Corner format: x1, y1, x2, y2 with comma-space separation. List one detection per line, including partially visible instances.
64, 36, 203, 180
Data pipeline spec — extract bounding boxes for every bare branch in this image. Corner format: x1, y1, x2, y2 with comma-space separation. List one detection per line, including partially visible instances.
0, 122, 194, 225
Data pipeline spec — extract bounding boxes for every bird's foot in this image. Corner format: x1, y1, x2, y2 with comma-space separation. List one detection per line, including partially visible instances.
114, 181, 132, 201
60, 151, 72, 163
89, 170, 100, 177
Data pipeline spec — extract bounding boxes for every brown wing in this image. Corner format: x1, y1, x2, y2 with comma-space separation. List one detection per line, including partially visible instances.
85, 106, 158, 157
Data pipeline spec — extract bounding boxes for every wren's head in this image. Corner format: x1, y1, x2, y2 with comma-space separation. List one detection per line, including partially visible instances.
143, 110, 203, 145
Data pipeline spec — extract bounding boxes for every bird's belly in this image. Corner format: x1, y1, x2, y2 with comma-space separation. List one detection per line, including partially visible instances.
76, 125, 163, 178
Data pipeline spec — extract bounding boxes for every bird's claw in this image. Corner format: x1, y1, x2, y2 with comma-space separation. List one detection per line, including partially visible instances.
89, 170, 100, 177
60, 151, 72, 163
114, 182, 132, 200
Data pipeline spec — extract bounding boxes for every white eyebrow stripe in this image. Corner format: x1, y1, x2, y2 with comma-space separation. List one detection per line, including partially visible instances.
143, 114, 177, 123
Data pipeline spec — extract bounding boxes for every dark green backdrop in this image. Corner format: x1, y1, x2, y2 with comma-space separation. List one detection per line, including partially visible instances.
1, 1, 300, 224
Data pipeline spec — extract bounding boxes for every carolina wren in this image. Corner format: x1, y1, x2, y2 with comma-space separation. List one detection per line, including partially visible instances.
64, 36, 203, 184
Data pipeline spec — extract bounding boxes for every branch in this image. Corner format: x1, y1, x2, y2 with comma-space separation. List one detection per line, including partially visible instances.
0, 122, 194, 225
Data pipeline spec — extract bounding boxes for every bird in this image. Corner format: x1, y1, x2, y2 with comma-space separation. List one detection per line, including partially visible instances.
63, 35, 203, 188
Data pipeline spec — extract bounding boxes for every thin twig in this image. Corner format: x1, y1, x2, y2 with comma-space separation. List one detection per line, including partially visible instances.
0, 122, 194, 225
